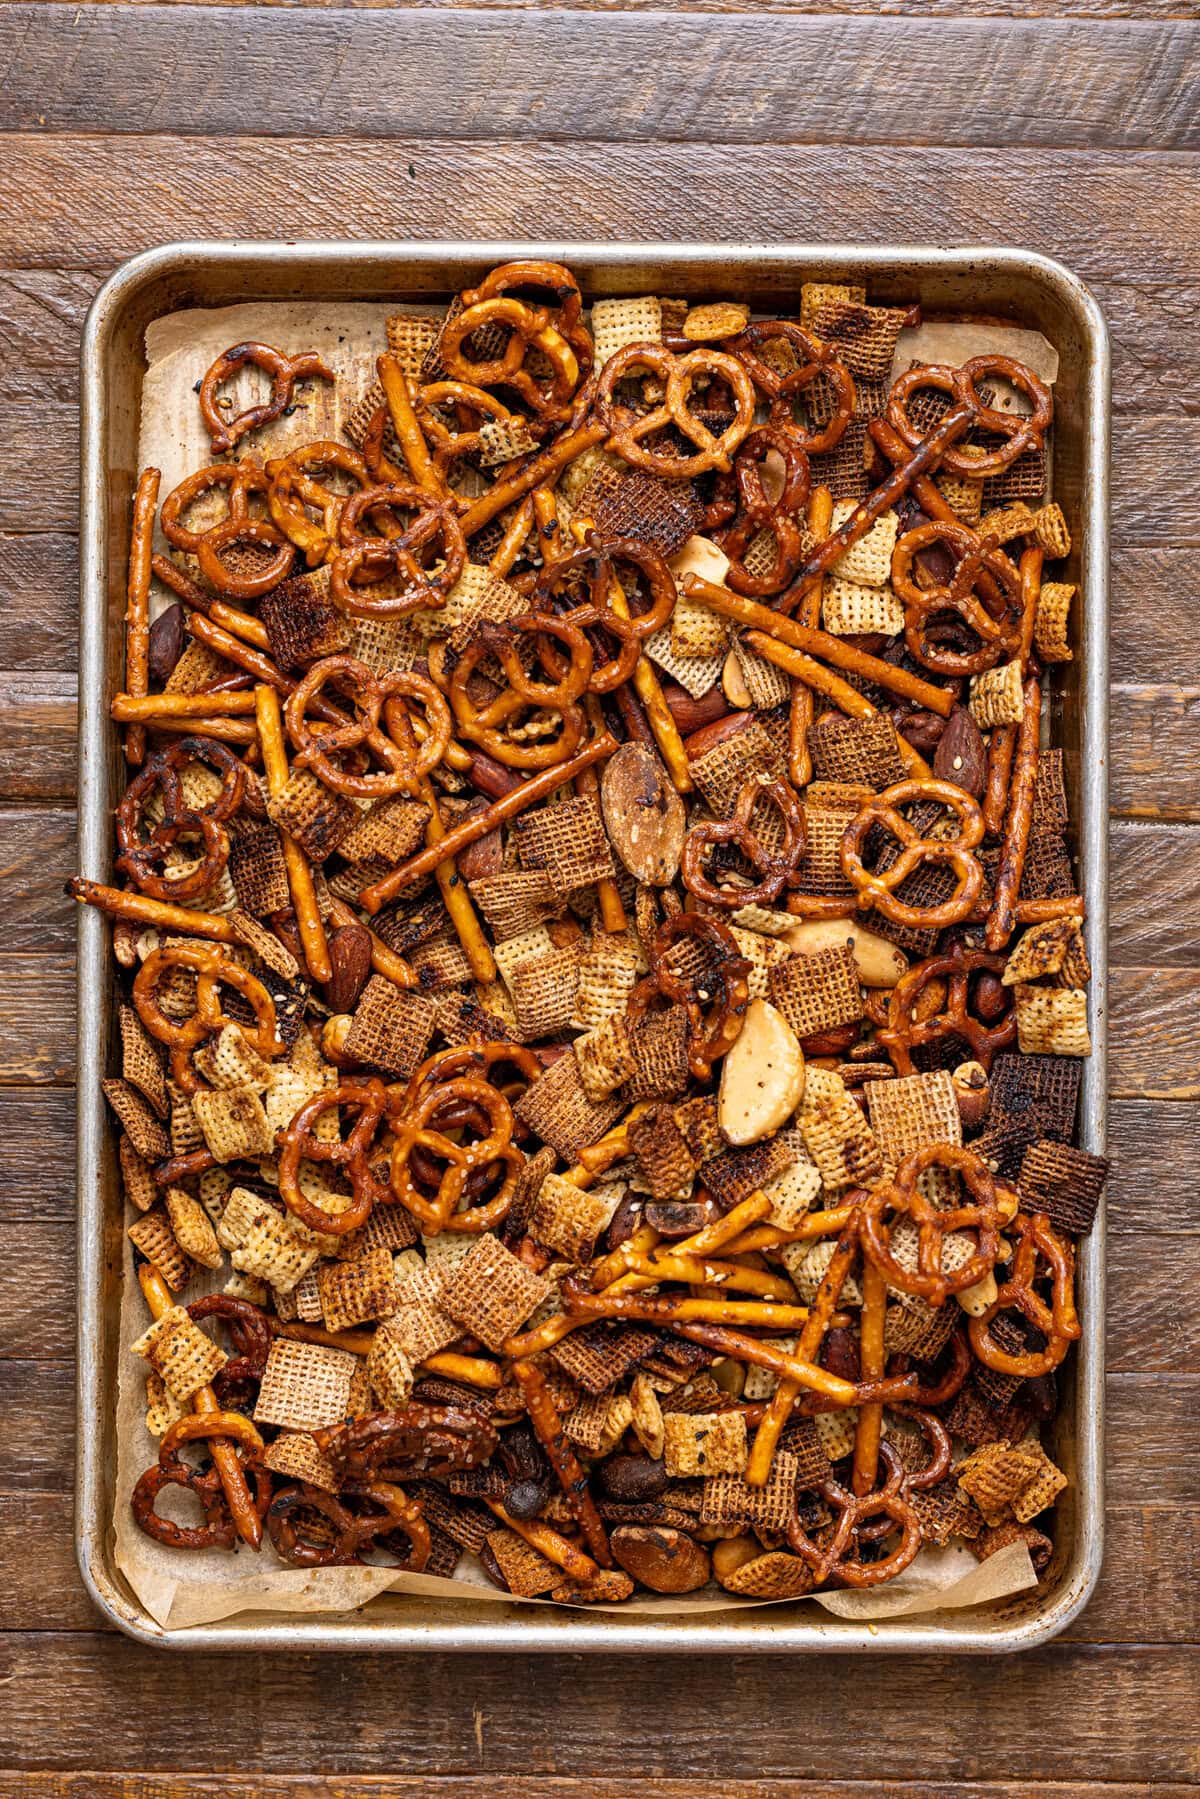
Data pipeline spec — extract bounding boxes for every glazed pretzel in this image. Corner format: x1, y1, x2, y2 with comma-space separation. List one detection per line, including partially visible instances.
874, 940, 1017, 1076
266, 440, 373, 566
886, 354, 1053, 478
277, 1078, 390, 1237
132, 942, 284, 1088
892, 519, 1025, 677
840, 777, 985, 928
187, 1293, 273, 1406
329, 481, 467, 618
887, 1327, 972, 1407
195, 515, 296, 601
404, 1040, 544, 1110
530, 530, 676, 693
859, 1144, 1001, 1306
160, 460, 270, 553
388, 1076, 524, 1234
715, 420, 813, 596
115, 736, 246, 904
198, 340, 335, 454
726, 319, 856, 454
681, 775, 807, 909
596, 342, 757, 478
786, 1441, 922, 1588
440, 296, 582, 422
283, 654, 451, 798
969, 1212, 1080, 1378
314, 1404, 500, 1482
639, 911, 752, 1080
132, 1410, 271, 1551
268, 1479, 430, 1570
416, 381, 527, 477
447, 614, 592, 769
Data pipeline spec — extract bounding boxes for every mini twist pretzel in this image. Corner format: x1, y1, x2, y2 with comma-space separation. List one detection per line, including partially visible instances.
284, 654, 451, 798
266, 440, 373, 566
404, 1040, 544, 1109
314, 1404, 500, 1482
195, 515, 296, 601
133, 942, 285, 1086
682, 775, 808, 910
859, 1143, 1001, 1306
115, 736, 245, 904
388, 1076, 523, 1234
269, 1478, 430, 1571
441, 296, 582, 422
726, 319, 856, 455
886, 354, 1053, 478
892, 519, 1025, 676
969, 1212, 1080, 1378
875, 941, 1017, 1076
715, 420, 813, 596
199, 340, 335, 454
416, 381, 527, 477
786, 1441, 921, 1588
187, 1293, 274, 1403
330, 482, 467, 618
840, 777, 984, 928
853, 1406, 952, 1544
132, 1458, 238, 1550
636, 911, 752, 1080
447, 613, 592, 769
887, 1327, 972, 1407
160, 461, 269, 553
596, 342, 757, 478
277, 1078, 390, 1236
531, 530, 676, 693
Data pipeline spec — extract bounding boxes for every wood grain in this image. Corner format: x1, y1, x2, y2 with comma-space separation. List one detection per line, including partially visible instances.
0, 954, 75, 1084
0, 810, 77, 951
28, 0, 1194, 15
0, 1088, 75, 1219
3, 1783, 1200, 1799
4, 8, 1198, 149
0, 674, 75, 799
1, 137, 1198, 288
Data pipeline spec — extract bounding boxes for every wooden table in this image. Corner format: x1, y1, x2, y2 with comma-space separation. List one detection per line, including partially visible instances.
0, 0, 1197, 1791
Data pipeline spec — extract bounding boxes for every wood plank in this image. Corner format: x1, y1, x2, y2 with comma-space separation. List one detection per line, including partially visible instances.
0, 1495, 102, 1633
0, 809, 77, 951
1109, 684, 1200, 822
1108, 968, 1200, 1100
0, 269, 95, 406
0, 1223, 74, 1358
1107, 1100, 1198, 1235
0, 535, 78, 672
0, 1631, 1195, 1780
1111, 822, 1200, 965
1, 1781, 1197, 1799
0, 953, 75, 1084
1, 138, 1197, 289
23, 0, 1191, 16
0, 672, 75, 799
3, 9, 1197, 150
0, 1088, 75, 1221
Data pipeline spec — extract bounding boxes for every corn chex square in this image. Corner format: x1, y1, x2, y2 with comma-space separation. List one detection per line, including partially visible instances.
864, 1069, 962, 1165
192, 1086, 274, 1163
1014, 984, 1091, 1057
127, 1207, 192, 1292
318, 1246, 398, 1334
438, 1234, 553, 1352
131, 1305, 227, 1401
529, 1172, 615, 1264
103, 1078, 169, 1162
365, 1320, 415, 1406
700, 1449, 799, 1530
663, 1410, 748, 1478
829, 501, 899, 587
798, 1066, 883, 1191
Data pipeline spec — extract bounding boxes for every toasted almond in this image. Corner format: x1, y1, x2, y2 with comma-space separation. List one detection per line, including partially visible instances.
682, 301, 751, 342
783, 918, 909, 988
601, 742, 686, 886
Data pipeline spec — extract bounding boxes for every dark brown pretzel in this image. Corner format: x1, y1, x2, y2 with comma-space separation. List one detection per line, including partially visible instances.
132, 1459, 238, 1551
892, 519, 1025, 677
969, 1212, 1080, 1378
195, 515, 296, 601
388, 1076, 523, 1234
115, 736, 245, 904
187, 1294, 273, 1394
636, 911, 752, 1080
277, 1078, 390, 1236
854, 1408, 952, 1543
440, 296, 583, 422
530, 529, 676, 692
875, 941, 1017, 1076
266, 440, 372, 566
415, 381, 526, 476
715, 420, 813, 596
682, 775, 808, 909
314, 1405, 500, 1482
727, 318, 857, 454
198, 341, 335, 454
404, 1040, 544, 1108
284, 654, 451, 798
840, 778, 984, 928
886, 354, 1053, 478
859, 1144, 1001, 1306
160, 461, 269, 553
329, 482, 467, 618
786, 1441, 922, 1588
447, 614, 592, 769
596, 342, 757, 478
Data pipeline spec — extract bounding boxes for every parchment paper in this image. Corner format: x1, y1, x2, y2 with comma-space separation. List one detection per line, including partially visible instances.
112, 295, 1048, 1629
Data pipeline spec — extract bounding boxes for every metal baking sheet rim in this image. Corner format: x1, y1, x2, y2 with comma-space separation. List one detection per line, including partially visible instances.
76, 240, 1109, 1654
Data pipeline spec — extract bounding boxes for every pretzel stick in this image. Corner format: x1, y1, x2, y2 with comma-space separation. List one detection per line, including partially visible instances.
326, 894, 416, 991
67, 877, 240, 945
683, 575, 954, 718
982, 724, 1018, 837
272, 1322, 501, 1388
254, 683, 333, 983
485, 1500, 602, 1587
275, 1320, 375, 1354
747, 1219, 860, 1485
378, 352, 443, 497
868, 416, 1008, 615
1018, 543, 1044, 668
567, 1110, 657, 1186
383, 695, 496, 982
719, 1201, 858, 1256
422, 1351, 503, 1389
585, 1220, 660, 1290
502, 1311, 587, 1361
660, 1320, 862, 1395
460, 420, 607, 537
788, 400, 975, 601
597, 1192, 768, 1288
488, 495, 536, 576
788, 489, 831, 783
137, 1261, 261, 1549
510, 1357, 611, 1566
358, 732, 619, 910
852, 1258, 887, 1495
580, 696, 627, 931
124, 468, 160, 767
741, 631, 933, 778
111, 692, 257, 721
151, 552, 272, 651
1013, 895, 1085, 925
138, 715, 258, 746
986, 674, 1040, 951
611, 1252, 795, 1300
